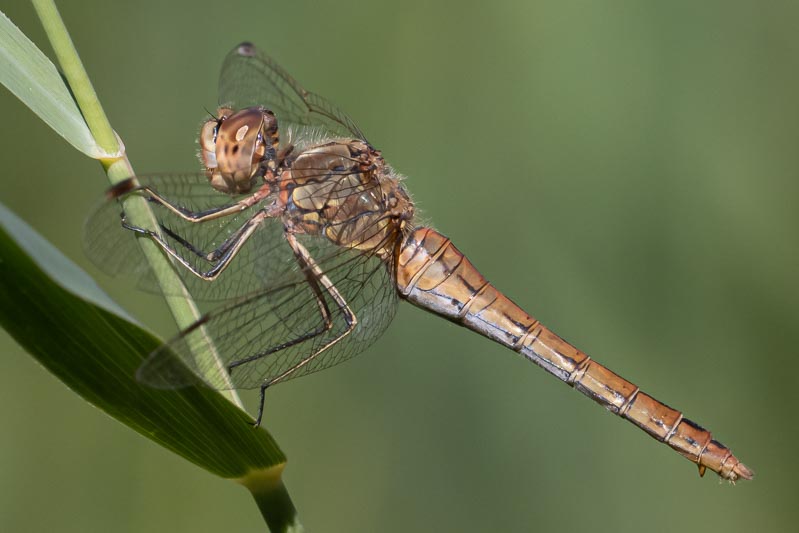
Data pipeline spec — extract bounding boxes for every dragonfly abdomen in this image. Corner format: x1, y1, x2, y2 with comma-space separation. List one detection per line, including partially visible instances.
396, 227, 752, 481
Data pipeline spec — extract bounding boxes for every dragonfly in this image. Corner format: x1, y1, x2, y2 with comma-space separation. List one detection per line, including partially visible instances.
85, 42, 752, 482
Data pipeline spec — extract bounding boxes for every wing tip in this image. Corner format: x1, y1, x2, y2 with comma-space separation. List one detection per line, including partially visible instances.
235, 42, 258, 57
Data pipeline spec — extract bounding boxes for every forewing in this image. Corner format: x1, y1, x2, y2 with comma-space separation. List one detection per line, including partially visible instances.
137, 233, 399, 390
218, 42, 366, 142
83, 174, 294, 302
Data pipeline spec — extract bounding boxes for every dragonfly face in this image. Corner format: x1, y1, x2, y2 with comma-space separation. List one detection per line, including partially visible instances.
199, 106, 279, 194
84, 42, 750, 481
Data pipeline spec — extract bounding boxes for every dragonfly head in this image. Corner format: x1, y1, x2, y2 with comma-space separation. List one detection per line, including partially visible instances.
199, 106, 279, 194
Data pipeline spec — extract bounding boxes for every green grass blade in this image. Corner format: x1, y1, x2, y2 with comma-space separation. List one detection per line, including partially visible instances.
0, 9, 108, 158
0, 201, 286, 480
28, 0, 242, 406
3, 5, 302, 528
0, 202, 304, 530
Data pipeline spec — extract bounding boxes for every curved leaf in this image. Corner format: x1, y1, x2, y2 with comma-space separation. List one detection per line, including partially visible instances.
0, 10, 108, 158
0, 202, 285, 479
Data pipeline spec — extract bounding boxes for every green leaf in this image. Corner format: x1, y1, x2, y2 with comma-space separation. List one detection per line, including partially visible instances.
0, 202, 285, 479
0, 10, 108, 158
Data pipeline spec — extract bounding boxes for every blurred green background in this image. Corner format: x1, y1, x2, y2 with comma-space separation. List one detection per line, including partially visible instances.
1, 1, 796, 531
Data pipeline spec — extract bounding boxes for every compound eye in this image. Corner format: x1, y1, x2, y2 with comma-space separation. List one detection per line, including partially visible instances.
262, 110, 278, 135
199, 118, 220, 169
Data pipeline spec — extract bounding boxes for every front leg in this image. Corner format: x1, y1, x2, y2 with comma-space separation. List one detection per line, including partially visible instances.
122, 210, 269, 281
109, 177, 272, 223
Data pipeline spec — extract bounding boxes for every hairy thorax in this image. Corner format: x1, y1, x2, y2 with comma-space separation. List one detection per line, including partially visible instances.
279, 139, 414, 256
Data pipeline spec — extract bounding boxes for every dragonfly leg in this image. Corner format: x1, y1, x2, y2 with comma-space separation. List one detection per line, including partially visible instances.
226, 280, 334, 375
250, 233, 358, 427
219, 229, 331, 424
254, 383, 269, 427
122, 210, 269, 281
157, 219, 250, 262
109, 177, 272, 223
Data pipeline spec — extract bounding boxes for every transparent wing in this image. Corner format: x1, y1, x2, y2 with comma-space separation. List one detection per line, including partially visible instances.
218, 42, 367, 142
84, 140, 388, 302
83, 173, 293, 302
137, 230, 399, 390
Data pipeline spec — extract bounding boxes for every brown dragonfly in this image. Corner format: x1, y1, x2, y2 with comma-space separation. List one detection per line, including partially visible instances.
85, 42, 752, 482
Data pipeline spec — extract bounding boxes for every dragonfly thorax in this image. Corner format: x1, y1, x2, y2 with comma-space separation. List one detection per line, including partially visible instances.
283, 139, 414, 256
199, 106, 279, 194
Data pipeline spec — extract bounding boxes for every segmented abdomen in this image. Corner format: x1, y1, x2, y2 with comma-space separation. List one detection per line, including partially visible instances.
395, 227, 752, 481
